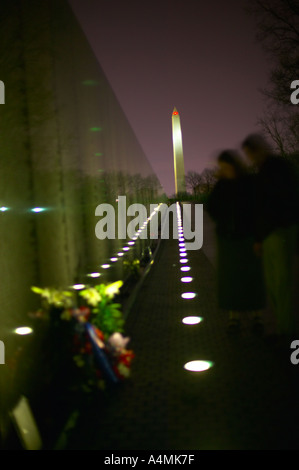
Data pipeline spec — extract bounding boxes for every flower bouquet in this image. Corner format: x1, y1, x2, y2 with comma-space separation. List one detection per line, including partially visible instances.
31, 281, 134, 391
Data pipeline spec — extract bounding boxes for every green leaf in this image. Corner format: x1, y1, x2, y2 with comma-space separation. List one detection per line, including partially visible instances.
31, 286, 43, 294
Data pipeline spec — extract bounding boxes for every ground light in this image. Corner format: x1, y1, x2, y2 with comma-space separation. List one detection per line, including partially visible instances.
72, 284, 85, 290
0, 207, 9, 212
110, 257, 118, 262
14, 327, 33, 335
123, 247, 130, 251
182, 317, 203, 325
181, 277, 193, 283
101, 264, 110, 269
180, 259, 188, 264
181, 292, 197, 299
181, 266, 191, 272
31, 207, 46, 213
184, 360, 214, 372
87, 273, 101, 278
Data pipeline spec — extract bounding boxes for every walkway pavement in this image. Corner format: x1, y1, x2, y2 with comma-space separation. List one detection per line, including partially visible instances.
64, 210, 299, 450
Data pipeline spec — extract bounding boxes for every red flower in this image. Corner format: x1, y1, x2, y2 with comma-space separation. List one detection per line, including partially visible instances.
118, 350, 135, 367
93, 327, 104, 342
79, 306, 90, 319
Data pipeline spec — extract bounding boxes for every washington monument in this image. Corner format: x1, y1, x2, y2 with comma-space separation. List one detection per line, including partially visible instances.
172, 107, 186, 195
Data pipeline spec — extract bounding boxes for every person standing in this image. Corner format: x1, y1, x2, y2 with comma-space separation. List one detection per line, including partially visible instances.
242, 134, 299, 341
207, 150, 266, 332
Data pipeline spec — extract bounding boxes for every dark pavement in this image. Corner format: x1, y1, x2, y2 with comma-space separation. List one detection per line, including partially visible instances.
64, 211, 299, 450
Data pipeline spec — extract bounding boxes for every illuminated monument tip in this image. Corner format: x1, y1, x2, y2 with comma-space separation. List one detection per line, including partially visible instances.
172, 107, 186, 195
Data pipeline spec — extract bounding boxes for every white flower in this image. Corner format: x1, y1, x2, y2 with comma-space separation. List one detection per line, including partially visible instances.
108, 332, 130, 351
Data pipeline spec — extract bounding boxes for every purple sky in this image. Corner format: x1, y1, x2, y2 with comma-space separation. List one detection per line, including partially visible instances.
68, 0, 270, 196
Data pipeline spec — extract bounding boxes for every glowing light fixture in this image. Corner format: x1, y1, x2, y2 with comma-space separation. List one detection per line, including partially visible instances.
14, 327, 33, 336
72, 284, 85, 290
182, 316, 203, 325
181, 292, 197, 299
110, 257, 118, 262
181, 277, 193, 283
88, 272, 101, 278
0, 206, 9, 212
181, 266, 191, 272
101, 264, 110, 269
117, 252, 124, 257
180, 259, 188, 264
184, 360, 213, 372
128, 241, 135, 246
31, 207, 46, 213
123, 247, 130, 251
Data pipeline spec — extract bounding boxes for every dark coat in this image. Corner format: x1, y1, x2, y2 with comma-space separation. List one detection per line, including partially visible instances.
207, 175, 265, 311
254, 155, 299, 241
207, 175, 256, 240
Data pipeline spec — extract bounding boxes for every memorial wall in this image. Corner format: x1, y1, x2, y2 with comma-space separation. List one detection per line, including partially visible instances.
0, 0, 163, 440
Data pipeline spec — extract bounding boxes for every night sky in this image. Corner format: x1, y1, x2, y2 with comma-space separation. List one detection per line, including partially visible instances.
68, 0, 270, 196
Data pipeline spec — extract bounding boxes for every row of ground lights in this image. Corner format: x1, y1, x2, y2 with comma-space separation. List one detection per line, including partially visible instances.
13, 205, 164, 336
61, 204, 163, 290
176, 202, 213, 373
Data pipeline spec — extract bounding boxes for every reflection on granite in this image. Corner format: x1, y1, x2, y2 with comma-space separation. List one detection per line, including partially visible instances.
0, 0, 164, 441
